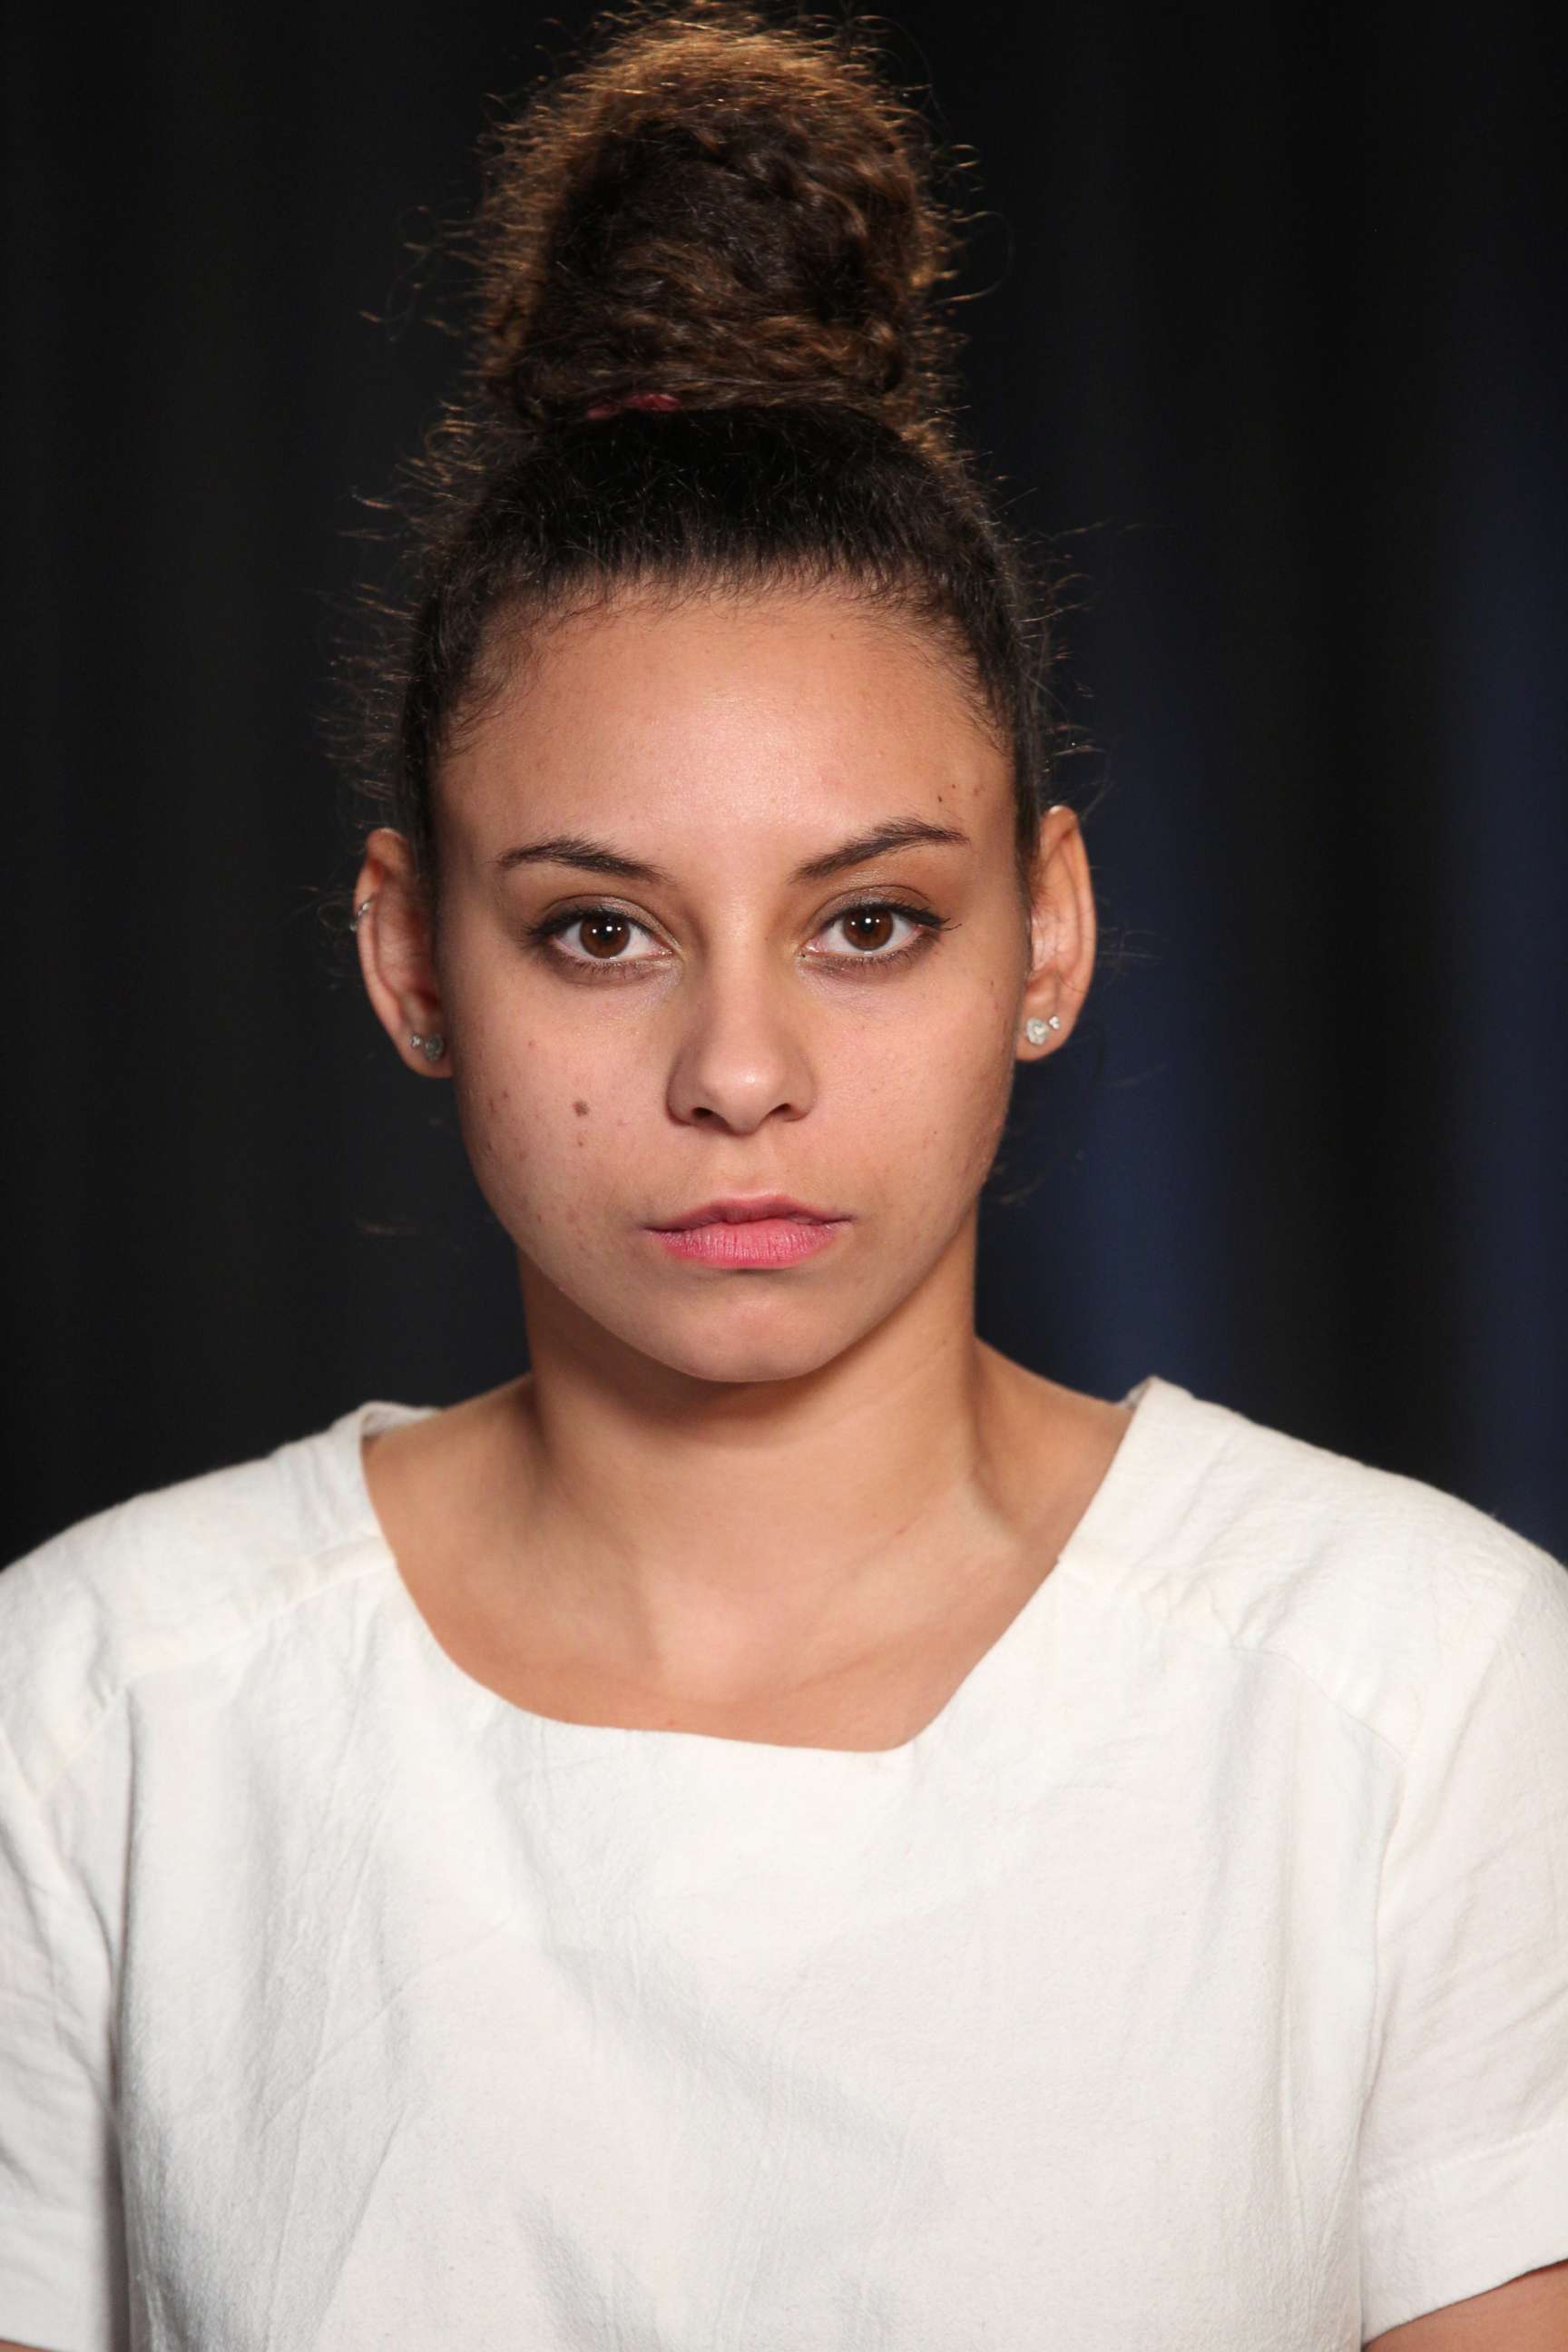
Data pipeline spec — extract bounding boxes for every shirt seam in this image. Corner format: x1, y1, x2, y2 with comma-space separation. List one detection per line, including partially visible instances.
1359, 2108, 1567, 2208
24, 1531, 391, 1814
1054, 1549, 1411, 1769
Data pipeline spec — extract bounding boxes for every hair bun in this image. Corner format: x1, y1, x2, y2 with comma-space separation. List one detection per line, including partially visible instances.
469, 0, 965, 459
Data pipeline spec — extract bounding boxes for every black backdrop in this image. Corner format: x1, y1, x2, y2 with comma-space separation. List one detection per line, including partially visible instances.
6, 0, 1565, 1566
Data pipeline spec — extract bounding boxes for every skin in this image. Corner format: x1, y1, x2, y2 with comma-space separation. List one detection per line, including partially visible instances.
15, 608, 1558, 2352
352, 584, 1127, 1725
1362, 2259, 1568, 2350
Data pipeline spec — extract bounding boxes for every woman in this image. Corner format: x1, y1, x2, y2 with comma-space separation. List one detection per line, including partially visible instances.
2, 5, 1564, 2347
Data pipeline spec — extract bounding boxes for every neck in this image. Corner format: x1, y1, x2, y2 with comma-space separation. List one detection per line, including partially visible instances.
478, 1232, 1067, 1696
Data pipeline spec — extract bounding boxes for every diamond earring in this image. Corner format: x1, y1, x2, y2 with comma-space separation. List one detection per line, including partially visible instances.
408, 1033, 446, 1062
1024, 1015, 1062, 1044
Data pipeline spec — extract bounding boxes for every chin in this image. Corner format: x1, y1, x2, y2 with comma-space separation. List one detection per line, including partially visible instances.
618, 1299, 868, 1390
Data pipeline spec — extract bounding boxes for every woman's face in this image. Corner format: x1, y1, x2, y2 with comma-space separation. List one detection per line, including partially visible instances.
358, 588, 1093, 1387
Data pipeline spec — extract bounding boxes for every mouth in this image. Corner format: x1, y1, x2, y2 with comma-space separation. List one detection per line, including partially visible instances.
645, 1212, 850, 1268
648, 1194, 847, 1233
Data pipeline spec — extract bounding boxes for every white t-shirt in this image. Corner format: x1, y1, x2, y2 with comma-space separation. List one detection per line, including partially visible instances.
2, 1372, 1565, 2351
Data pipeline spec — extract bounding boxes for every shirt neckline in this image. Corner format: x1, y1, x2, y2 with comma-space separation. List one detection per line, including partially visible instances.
332, 1371, 1182, 1764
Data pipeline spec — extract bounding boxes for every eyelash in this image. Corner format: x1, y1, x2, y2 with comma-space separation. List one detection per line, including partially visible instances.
523, 897, 952, 981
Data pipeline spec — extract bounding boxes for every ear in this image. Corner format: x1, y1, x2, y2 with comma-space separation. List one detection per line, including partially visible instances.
352, 828, 452, 1077
1017, 804, 1096, 1058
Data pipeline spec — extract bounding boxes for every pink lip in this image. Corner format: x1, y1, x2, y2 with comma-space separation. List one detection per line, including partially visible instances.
648, 1217, 849, 1268
653, 1193, 844, 1230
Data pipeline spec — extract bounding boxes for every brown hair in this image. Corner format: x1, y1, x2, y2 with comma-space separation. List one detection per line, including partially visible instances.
328, 0, 1083, 961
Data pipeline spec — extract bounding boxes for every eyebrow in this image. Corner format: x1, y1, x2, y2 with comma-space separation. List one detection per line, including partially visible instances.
494, 816, 972, 888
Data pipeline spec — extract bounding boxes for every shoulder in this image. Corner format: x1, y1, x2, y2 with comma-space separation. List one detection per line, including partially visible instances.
1103, 1377, 1567, 1759
0, 1402, 419, 1800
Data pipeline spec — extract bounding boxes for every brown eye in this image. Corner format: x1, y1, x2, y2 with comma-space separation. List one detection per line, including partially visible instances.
527, 905, 663, 970
816, 902, 944, 964
838, 907, 897, 953
578, 914, 634, 961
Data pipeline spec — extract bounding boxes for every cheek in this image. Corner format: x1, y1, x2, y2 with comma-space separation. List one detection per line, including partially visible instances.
445, 1027, 599, 1219
874, 981, 1016, 1103
826, 1014, 1014, 1203
893, 990, 1021, 1182
454, 1022, 669, 1233
926, 1040, 1017, 1191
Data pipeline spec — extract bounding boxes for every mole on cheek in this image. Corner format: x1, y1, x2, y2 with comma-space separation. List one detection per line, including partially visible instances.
573, 1100, 590, 1118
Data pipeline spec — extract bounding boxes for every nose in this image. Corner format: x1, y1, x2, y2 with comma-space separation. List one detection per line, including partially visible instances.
663, 958, 816, 1133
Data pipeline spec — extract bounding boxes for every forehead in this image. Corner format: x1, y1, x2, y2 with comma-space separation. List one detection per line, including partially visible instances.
440, 588, 1008, 849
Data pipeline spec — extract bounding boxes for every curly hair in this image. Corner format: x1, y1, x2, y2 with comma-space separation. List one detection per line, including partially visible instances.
326, 0, 1073, 953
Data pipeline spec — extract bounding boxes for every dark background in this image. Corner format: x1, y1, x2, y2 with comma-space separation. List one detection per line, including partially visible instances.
5, 0, 1565, 1565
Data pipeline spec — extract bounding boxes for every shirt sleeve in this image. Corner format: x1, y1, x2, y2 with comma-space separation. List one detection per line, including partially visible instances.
1357, 1542, 1568, 2343
0, 1717, 128, 2352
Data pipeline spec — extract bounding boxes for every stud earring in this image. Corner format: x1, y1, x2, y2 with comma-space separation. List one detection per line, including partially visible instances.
1024, 1015, 1062, 1044
408, 1033, 446, 1062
